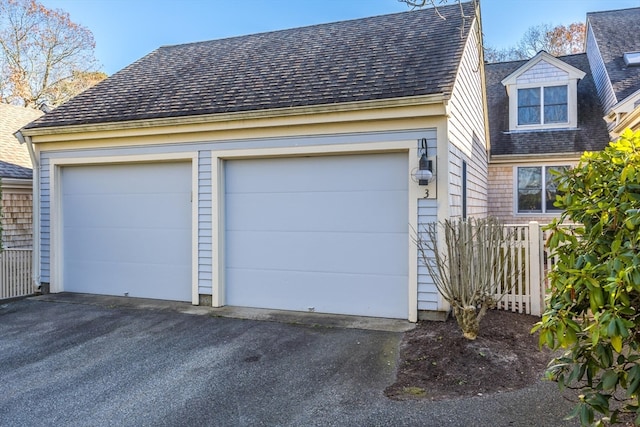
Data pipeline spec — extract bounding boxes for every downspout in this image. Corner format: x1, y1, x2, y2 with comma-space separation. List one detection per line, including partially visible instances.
14, 130, 41, 293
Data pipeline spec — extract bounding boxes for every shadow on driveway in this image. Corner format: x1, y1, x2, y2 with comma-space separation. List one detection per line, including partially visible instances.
0, 296, 579, 426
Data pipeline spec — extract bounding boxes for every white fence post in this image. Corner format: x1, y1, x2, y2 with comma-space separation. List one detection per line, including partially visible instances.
528, 222, 543, 316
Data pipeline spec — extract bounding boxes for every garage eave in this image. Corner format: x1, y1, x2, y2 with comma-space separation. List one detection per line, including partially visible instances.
22, 94, 447, 141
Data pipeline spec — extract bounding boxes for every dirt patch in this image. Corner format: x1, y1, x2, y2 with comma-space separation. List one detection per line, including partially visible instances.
385, 309, 554, 401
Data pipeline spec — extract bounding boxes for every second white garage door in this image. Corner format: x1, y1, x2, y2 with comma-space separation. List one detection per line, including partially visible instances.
225, 153, 409, 318
61, 162, 192, 301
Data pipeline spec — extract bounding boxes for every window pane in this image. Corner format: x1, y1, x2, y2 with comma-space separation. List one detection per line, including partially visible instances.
517, 167, 542, 213
518, 88, 540, 107
545, 166, 568, 212
518, 88, 541, 125
544, 86, 568, 123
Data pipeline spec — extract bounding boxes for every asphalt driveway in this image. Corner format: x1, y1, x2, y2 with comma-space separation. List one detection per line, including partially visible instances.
0, 296, 580, 426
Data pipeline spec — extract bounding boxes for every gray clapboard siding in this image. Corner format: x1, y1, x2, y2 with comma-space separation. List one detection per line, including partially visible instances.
198, 151, 213, 294
445, 18, 488, 218
417, 198, 438, 310
40, 156, 50, 282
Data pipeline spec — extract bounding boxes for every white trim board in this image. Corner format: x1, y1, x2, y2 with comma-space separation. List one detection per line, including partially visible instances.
211, 140, 422, 322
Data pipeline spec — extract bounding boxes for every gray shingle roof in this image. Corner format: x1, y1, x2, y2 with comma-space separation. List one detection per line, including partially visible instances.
587, 7, 640, 104
26, 3, 475, 130
0, 104, 42, 178
486, 53, 610, 157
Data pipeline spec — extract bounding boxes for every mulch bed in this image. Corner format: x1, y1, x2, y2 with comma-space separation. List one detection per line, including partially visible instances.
385, 309, 554, 401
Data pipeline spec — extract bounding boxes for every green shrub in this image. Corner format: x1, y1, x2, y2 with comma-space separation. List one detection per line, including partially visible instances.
534, 129, 640, 426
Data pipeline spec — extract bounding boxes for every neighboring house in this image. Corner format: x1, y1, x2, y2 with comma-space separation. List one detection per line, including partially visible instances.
586, 7, 640, 139
486, 52, 609, 224
16, 3, 488, 321
486, 6, 640, 225
0, 104, 43, 248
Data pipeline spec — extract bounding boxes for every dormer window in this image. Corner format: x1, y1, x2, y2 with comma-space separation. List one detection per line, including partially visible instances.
517, 85, 568, 125
502, 51, 585, 132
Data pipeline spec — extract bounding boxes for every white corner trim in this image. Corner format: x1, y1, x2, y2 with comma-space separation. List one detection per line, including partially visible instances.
407, 146, 420, 323
191, 158, 200, 306
211, 155, 225, 308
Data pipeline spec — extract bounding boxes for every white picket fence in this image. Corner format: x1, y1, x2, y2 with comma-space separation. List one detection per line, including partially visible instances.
0, 249, 34, 300
491, 222, 554, 316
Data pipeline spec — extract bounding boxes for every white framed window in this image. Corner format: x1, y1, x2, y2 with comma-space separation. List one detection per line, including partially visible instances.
502, 53, 585, 132
516, 165, 568, 214
517, 85, 568, 126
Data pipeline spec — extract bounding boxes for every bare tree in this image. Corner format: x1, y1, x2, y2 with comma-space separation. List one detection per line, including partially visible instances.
398, 1, 585, 64
398, 0, 477, 20
0, 0, 105, 108
416, 217, 516, 340
483, 46, 517, 63
484, 22, 585, 63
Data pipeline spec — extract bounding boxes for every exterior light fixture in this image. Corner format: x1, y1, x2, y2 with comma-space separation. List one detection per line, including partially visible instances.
412, 138, 434, 185
415, 154, 433, 185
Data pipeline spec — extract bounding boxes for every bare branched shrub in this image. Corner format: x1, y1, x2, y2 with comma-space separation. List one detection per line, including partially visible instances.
416, 217, 515, 339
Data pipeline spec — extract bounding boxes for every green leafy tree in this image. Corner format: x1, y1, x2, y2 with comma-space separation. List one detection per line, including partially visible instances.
535, 129, 640, 426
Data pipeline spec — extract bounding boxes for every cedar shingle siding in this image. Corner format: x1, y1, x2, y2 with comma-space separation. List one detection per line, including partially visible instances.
1, 192, 32, 249
0, 104, 41, 248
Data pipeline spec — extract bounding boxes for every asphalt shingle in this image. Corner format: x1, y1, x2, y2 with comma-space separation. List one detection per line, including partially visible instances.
587, 7, 640, 105
0, 104, 41, 178
26, 3, 475, 130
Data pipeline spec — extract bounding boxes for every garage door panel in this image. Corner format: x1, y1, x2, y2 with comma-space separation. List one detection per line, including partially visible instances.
226, 230, 407, 276
65, 261, 191, 301
63, 193, 190, 228
63, 163, 190, 194
64, 228, 190, 265
226, 268, 408, 318
62, 162, 192, 302
225, 153, 409, 319
226, 190, 407, 233
226, 155, 407, 194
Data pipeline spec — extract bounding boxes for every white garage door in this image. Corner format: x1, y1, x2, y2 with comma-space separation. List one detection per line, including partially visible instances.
61, 162, 192, 301
225, 153, 409, 318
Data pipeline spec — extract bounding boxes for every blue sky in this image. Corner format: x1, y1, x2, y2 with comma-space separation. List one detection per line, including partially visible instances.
41, 0, 640, 75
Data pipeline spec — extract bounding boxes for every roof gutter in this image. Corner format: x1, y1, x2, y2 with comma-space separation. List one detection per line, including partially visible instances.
612, 106, 640, 139
19, 93, 448, 138
490, 152, 584, 164
13, 130, 40, 292
0, 178, 32, 190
